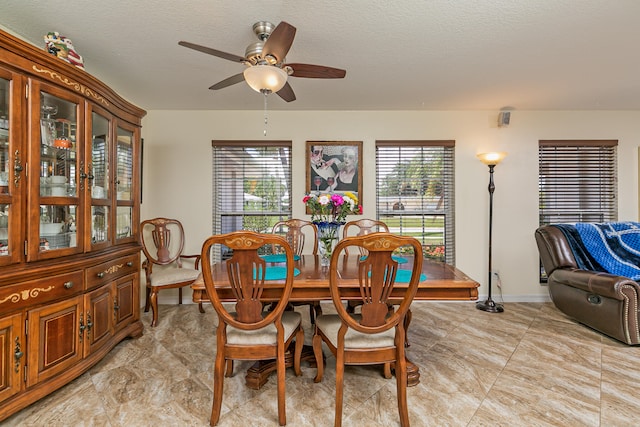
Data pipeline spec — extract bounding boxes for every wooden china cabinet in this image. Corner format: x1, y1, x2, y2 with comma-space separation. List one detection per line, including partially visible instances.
0, 29, 145, 420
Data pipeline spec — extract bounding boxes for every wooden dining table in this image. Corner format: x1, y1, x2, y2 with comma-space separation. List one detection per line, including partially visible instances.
191, 254, 479, 388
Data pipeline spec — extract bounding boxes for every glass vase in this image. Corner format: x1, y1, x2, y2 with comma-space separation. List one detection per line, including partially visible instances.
315, 221, 341, 266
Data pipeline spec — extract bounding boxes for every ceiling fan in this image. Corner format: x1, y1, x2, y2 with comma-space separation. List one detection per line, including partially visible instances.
178, 21, 346, 102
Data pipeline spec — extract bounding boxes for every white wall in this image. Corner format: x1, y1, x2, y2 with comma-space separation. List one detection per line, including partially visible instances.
140, 109, 640, 303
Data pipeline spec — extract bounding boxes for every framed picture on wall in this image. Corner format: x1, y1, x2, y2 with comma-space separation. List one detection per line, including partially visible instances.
306, 140, 363, 201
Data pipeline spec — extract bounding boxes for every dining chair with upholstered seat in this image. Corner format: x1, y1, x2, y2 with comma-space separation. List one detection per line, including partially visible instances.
312, 232, 423, 427
271, 218, 322, 323
342, 218, 389, 241
272, 218, 318, 256
342, 219, 390, 313
201, 231, 304, 426
140, 217, 202, 327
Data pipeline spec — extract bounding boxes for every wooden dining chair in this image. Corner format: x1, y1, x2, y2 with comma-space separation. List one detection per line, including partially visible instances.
312, 232, 423, 427
271, 218, 322, 323
342, 219, 390, 313
200, 231, 304, 426
140, 217, 202, 327
272, 218, 318, 256
342, 218, 389, 241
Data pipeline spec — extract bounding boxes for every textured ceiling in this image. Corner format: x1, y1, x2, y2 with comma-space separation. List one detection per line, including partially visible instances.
1, 0, 639, 111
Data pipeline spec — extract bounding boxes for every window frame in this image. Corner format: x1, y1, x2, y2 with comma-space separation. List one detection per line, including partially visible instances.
211, 140, 293, 259
375, 140, 455, 265
538, 139, 618, 281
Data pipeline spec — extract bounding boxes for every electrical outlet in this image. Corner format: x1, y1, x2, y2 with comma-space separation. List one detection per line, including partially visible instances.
492, 271, 501, 288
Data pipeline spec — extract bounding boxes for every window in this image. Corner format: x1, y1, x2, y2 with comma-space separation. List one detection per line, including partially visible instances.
212, 141, 292, 246
539, 140, 617, 225
538, 139, 618, 281
375, 140, 455, 264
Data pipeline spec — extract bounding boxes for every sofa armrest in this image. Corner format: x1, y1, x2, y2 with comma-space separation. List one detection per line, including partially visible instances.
550, 268, 640, 300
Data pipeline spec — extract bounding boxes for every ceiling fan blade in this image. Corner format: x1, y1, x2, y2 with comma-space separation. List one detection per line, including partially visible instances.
209, 73, 246, 90
178, 41, 247, 63
287, 63, 346, 79
276, 82, 296, 102
262, 22, 296, 63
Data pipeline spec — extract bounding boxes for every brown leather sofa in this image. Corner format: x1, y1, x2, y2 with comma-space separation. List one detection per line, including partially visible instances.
535, 224, 640, 345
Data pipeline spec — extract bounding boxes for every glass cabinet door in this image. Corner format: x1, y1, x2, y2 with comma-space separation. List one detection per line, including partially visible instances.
89, 110, 110, 247
115, 125, 135, 241
0, 68, 23, 266
29, 84, 83, 260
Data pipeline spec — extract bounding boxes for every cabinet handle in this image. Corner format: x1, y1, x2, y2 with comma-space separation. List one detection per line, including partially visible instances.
97, 272, 105, 278
13, 149, 23, 187
14, 337, 23, 373
87, 162, 95, 181
86, 312, 93, 338
126, 261, 133, 267
79, 161, 86, 191
63, 281, 73, 289
79, 314, 85, 341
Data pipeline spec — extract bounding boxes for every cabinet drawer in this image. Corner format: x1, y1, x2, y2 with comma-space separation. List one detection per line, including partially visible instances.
86, 254, 139, 290
0, 271, 83, 312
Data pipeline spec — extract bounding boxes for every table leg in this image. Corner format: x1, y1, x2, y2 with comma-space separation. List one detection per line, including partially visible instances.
244, 344, 317, 390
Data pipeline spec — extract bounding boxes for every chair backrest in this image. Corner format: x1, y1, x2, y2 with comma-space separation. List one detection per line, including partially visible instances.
342, 219, 390, 255
272, 219, 318, 255
140, 217, 186, 267
342, 219, 389, 239
329, 232, 423, 334
201, 231, 295, 329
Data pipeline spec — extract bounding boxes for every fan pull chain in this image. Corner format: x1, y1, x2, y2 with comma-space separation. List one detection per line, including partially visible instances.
263, 92, 268, 137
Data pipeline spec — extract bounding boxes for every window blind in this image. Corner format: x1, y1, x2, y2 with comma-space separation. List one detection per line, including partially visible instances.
212, 141, 292, 260
538, 140, 617, 282
539, 140, 617, 225
375, 141, 455, 264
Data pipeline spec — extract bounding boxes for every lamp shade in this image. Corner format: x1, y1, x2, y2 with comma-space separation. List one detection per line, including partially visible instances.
243, 65, 287, 93
477, 152, 507, 166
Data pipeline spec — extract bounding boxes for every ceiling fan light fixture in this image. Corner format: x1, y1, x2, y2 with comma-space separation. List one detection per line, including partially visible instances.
244, 65, 287, 93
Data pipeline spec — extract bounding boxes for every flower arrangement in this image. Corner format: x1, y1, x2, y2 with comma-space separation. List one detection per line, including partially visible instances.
302, 192, 362, 224
424, 245, 445, 261
303, 192, 362, 265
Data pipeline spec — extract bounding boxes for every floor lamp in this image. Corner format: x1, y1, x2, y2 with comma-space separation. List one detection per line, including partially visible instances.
476, 152, 507, 313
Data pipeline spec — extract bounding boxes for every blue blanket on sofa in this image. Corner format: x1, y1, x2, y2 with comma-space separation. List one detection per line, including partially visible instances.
574, 222, 640, 280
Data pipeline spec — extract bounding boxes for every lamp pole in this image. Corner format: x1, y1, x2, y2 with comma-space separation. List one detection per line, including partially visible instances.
476, 153, 506, 313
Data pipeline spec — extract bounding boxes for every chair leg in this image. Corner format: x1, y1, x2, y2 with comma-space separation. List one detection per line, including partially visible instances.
404, 308, 412, 347
178, 287, 183, 304
294, 327, 304, 376
210, 350, 226, 426
312, 333, 324, 383
396, 354, 409, 426
383, 362, 392, 379
144, 286, 151, 312
310, 302, 322, 324
225, 360, 233, 377
199, 302, 205, 313
149, 288, 159, 327
346, 300, 359, 314
335, 349, 345, 427
277, 341, 286, 426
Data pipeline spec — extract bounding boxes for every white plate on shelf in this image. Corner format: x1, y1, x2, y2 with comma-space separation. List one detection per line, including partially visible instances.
50, 186, 67, 196
41, 223, 63, 234
48, 176, 67, 184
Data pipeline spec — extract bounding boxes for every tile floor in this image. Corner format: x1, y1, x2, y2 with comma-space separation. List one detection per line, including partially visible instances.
4, 301, 639, 426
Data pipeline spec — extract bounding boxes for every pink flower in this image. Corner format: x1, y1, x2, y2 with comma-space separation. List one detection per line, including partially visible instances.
331, 194, 344, 205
